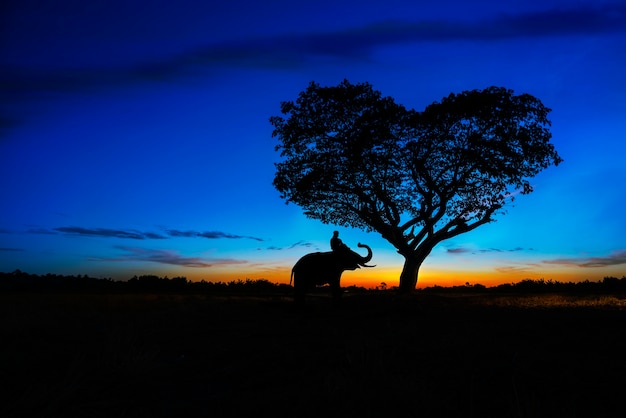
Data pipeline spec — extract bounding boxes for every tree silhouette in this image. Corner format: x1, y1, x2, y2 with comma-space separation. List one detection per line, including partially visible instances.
271, 80, 563, 292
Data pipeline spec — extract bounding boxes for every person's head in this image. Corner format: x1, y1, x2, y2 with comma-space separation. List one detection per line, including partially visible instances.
333, 231, 339, 237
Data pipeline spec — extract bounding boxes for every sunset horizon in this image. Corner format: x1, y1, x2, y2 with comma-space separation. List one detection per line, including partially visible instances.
5, 260, 623, 290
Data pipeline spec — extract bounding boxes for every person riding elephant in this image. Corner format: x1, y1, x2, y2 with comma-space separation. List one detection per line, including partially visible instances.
330, 231, 365, 271
330, 231, 350, 253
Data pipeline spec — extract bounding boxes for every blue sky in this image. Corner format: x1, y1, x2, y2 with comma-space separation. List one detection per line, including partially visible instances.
1, 0, 625, 287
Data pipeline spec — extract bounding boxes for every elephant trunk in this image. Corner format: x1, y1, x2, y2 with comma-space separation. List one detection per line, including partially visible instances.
356, 243, 375, 267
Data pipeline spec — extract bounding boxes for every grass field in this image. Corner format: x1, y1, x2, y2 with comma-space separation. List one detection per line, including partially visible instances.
1, 292, 625, 417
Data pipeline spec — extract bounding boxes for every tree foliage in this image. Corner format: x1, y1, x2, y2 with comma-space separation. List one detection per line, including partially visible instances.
271, 80, 562, 290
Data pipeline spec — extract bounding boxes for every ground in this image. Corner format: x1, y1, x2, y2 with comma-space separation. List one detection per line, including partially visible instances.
1, 292, 625, 417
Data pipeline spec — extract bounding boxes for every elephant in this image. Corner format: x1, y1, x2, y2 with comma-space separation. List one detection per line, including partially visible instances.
290, 243, 374, 304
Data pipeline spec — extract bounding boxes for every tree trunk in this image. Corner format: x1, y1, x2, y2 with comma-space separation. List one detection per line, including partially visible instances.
398, 254, 426, 293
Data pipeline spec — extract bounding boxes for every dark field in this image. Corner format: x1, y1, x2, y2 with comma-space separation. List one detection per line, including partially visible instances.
2, 292, 626, 417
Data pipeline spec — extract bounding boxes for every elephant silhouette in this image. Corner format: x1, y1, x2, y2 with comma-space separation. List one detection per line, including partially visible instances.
290, 243, 374, 304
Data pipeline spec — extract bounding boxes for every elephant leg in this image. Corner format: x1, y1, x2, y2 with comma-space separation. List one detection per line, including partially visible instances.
330, 279, 342, 304
293, 277, 306, 305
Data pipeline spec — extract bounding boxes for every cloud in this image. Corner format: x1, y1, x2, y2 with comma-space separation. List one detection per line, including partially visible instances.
0, 247, 24, 252
258, 3, 626, 61
95, 246, 248, 268
265, 240, 316, 251
52, 226, 167, 240
4, 3, 625, 99
29, 226, 264, 241
167, 229, 264, 241
543, 250, 626, 268
288, 240, 315, 249
447, 247, 472, 254
496, 5, 626, 37
447, 246, 531, 254
494, 266, 533, 274
130, 4, 625, 79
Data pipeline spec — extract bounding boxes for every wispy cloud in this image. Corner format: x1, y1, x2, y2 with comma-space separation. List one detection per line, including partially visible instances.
167, 229, 264, 241
94, 246, 247, 268
447, 247, 472, 254
494, 266, 534, 274
259, 3, 626, 61
447, 246, 532, 254
29, 226, 264, 241
265, 240, 316, 251
0, 247, 24, 252
543, 250, 626, 268
52, 227, 167, 240
4, 4, 625, 98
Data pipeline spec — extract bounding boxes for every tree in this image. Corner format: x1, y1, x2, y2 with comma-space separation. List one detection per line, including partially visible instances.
271, 80, 562, 292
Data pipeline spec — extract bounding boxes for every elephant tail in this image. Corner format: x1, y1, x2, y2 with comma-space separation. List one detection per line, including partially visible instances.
290, 267, 294, 286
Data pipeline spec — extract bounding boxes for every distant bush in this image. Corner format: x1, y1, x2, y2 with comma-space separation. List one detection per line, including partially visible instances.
0, 270, 291, 295
419, 276, 626, 295
2, 270, 625, 296
190, 278, 292, 294
0, 270, 121, 293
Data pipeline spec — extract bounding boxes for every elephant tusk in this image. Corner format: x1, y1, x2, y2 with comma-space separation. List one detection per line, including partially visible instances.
362, 264, 376, 268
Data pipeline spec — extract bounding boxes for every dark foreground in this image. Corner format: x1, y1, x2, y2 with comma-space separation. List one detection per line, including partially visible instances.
1, 292, 625, 417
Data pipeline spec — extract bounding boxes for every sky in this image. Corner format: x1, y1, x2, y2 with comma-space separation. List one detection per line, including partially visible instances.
1, 0, 625, 288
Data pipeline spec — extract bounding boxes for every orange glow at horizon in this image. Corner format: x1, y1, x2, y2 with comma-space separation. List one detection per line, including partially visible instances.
178, 263, 623, 289
340, 266, 626, 289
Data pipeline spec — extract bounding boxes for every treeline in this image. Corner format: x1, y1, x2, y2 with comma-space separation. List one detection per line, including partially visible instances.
419, 277, 626, 294
2, 270, 626, 295
0, 270, 291, 294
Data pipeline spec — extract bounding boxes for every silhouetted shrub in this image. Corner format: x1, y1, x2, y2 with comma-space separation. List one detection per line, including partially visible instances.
420, 276, 626, 295
0, 270, 289, 295
2, 270, 626, 296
